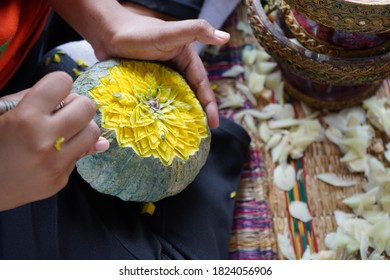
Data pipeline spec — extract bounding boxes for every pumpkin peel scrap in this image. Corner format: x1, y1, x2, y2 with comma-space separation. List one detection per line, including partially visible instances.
73, 59, 211, 202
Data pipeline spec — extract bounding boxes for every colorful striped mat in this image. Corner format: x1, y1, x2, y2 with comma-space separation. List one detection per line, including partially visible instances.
202, 4, 278, 260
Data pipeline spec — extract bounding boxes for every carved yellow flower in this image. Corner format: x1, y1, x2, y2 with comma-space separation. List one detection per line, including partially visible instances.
88, 60, 208, 166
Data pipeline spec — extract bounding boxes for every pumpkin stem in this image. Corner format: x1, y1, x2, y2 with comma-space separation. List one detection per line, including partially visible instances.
147, 94, 160, 112
143, 87, 164, 115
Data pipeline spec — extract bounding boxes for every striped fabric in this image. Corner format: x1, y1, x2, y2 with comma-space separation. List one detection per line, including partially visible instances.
285, 156, 319, 258
201, 11, 278, 260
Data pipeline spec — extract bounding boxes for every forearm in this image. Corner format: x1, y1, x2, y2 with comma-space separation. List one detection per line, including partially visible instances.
45, 0, 126, 54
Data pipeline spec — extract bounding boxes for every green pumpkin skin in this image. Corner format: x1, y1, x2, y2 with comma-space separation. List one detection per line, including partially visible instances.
72, 59, 211, 202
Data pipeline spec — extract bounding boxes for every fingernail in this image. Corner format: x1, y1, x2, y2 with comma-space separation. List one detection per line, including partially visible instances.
214, 29, 230, 40
94, 136, 110, 153
206, 102, 219, 129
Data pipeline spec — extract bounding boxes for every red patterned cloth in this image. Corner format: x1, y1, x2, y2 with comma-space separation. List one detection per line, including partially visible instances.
0, 0, 51, 89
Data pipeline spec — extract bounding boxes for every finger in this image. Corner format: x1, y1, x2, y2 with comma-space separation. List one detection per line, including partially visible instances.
194, 77, 219, 129
51, 94, 97, 141
86, 136, 110, 156
173, 46, 219, 128
63, 92, 79, 104
204, 101, 219, 129
20, 71, 73, 114
0, 89, 31, 115
56, 120, 101, 162
155, 19, 230, 52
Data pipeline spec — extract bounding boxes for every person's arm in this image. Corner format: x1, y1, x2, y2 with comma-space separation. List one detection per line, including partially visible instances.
45, 0, 230, 128
0, 72, 109, 211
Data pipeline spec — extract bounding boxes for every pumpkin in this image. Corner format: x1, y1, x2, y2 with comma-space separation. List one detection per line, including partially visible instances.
72, 59, 211, 202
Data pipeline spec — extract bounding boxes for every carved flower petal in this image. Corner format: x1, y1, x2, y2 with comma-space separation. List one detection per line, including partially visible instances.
89, 60, 208, 166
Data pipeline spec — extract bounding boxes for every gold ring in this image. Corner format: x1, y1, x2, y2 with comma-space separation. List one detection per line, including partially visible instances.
54, 137, 65, 151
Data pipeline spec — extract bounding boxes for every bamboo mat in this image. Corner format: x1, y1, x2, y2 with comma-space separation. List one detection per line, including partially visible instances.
267, 80, 390, 259
201, 1, 390, 260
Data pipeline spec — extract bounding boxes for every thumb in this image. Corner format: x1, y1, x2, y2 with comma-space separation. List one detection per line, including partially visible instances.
0, 88, 30, 103
0, 89, 31, 115
161, 19, 230, 49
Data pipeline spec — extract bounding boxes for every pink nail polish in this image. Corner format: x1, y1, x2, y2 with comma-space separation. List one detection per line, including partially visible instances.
94, 137, 110, 153
214, 29, 230, 40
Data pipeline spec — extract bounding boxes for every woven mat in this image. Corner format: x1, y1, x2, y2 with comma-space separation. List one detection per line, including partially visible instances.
201, 1, 390, 260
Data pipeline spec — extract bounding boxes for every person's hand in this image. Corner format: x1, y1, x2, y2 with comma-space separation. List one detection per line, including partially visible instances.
47, 0, 230, 128
0, 72, 109, 211
94, 6, 229, 128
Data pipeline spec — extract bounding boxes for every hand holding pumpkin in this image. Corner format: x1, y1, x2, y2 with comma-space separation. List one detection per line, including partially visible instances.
47, 0, 230, 128
96, 13, 230, 129
0, 72, 108, 211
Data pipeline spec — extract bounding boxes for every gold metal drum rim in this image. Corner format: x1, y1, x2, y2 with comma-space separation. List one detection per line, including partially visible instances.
280, 0, 390, 58
283, 0, 390, 34
246, 0, 390, 86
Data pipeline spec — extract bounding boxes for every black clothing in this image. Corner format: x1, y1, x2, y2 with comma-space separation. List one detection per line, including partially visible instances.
0, 116, 250, 259
0, 1, 251, 259
119, 0, 205, 20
